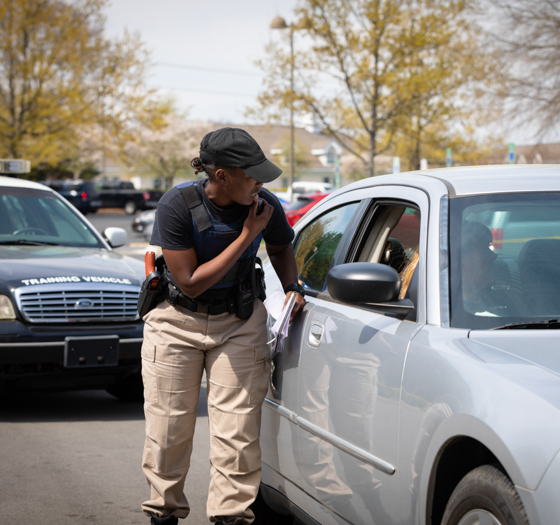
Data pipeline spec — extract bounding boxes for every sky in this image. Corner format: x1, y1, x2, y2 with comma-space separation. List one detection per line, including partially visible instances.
104, 0, 298, 125
103, 0, 554, 146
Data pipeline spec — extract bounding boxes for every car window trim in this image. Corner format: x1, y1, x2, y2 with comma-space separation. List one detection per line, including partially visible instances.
330, 199, 371, 268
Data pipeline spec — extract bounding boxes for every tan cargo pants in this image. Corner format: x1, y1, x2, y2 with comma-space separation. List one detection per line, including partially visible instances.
140, 299, 270, 524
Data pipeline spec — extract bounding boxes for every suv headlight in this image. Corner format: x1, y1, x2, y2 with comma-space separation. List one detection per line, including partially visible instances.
0, 295, 16, 320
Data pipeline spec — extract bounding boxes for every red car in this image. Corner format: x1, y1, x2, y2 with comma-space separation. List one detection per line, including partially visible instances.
284, 191, 331, 227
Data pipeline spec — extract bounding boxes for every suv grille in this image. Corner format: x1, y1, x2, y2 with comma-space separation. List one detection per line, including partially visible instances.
15, 283, 141, 323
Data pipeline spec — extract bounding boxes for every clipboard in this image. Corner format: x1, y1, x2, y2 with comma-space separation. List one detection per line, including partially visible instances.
271, 291, 297, 355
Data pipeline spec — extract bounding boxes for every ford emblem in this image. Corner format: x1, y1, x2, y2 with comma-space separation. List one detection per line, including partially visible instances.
75, 299, 94, 309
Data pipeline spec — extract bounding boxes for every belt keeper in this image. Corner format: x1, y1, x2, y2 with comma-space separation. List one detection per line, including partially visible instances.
168, 285, 178, 306
197, 303, 209, 314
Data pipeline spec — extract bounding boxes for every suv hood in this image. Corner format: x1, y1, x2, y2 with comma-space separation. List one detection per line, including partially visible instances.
0, 245, 144, 289
469, 330, 560, 378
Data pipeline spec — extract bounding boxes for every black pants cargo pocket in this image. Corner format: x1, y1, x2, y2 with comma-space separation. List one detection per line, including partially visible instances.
141, 342, 158, 404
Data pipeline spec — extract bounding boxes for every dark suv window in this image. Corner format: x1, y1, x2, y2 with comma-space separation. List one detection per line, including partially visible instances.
64, 182, 83, 191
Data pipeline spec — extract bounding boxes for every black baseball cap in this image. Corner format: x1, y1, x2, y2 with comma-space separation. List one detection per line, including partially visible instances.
199, 127, 282, 183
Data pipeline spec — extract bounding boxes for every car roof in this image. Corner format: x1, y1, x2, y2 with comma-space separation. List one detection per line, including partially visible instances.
338, 164, 560, 198
0, 175, 56, 194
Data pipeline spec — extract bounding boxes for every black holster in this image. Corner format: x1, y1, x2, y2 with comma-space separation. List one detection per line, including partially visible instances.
234, 255, 266, 319
137, 255, 166, 318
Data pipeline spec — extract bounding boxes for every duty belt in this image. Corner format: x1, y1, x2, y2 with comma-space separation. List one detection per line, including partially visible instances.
164, 283, 235, 315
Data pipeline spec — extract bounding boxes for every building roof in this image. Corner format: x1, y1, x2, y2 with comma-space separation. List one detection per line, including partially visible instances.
515, 142, 560, 164
488, 142, 560, 165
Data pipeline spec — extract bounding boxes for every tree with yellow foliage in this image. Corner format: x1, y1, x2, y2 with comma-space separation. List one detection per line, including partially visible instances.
0, 0, 161, 170
253, 0, 499, 176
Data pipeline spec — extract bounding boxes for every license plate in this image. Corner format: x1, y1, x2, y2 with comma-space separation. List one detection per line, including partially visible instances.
90, 200, 102, 207
64, 336, 119, 368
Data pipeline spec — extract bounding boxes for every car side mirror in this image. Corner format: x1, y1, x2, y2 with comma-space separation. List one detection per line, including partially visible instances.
103, 227, 127, 248
327, 262, 401, 303
327, 262, 414, 318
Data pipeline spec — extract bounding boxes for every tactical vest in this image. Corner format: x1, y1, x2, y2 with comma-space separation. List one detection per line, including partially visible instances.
177, 180, 262, 293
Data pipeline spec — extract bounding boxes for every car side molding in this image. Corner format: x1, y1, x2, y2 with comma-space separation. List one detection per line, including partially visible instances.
264, 398, 396, 475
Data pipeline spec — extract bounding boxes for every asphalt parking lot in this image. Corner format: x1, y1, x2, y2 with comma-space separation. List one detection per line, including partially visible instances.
0, 210, 213, 524
0, 387, 212, 524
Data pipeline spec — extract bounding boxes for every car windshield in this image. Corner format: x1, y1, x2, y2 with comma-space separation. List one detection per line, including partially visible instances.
0, 187, 104, 248
449, 192, 560, 329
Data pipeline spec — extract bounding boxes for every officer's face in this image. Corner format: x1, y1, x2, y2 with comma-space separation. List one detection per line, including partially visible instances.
226, 168, 263, 206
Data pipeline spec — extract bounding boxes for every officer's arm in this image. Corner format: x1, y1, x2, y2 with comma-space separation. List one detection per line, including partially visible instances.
267, 243, 306, 321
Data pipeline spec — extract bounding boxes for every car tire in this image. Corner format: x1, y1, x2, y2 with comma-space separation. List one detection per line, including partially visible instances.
105, 370, 144, 402
250, 488, 294, 525
441, 465, 529, 525
124, 200, 137, 215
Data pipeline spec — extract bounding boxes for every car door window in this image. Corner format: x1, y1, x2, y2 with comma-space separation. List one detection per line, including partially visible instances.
294, 202, 360, 292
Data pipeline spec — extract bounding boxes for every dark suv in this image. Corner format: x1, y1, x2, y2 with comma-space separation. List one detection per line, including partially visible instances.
42, 180, 101, 214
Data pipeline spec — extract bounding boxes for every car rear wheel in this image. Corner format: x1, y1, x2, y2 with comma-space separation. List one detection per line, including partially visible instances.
441, 465, 529, 525
124, 200, 137, 215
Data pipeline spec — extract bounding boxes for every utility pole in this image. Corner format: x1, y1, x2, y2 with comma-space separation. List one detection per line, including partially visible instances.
271, 16, 308, 202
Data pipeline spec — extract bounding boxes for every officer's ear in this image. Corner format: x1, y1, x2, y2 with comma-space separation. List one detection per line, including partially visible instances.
214, 167, 228, 185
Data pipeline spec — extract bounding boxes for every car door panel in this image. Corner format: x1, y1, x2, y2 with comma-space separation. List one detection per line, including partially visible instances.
261, 308, 317, 512
297, 302, 417, 524
261, 264, 316, 514
294, 186, 428, 525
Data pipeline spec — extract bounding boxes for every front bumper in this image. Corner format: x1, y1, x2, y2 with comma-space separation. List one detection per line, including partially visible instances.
0, 320, 143, 390
517, 449, 560, 525
0, 336, 143, 364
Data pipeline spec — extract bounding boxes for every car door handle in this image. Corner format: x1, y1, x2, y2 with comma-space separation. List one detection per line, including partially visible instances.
308, 322, 324, 347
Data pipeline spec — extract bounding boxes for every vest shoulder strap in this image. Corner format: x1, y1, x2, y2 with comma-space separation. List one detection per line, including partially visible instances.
179, 184, 212, 232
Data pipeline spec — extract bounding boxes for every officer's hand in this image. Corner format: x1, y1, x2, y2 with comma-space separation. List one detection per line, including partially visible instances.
285, 291, 306, 324
243, 196, 273, 237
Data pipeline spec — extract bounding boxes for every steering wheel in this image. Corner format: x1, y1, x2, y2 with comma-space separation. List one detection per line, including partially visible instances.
13, 227, 49, 236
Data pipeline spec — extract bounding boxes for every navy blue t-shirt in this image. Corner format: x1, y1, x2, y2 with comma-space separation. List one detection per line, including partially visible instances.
150, 179, 294, 252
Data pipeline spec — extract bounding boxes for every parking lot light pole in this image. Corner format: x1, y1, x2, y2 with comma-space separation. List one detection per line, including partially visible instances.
271, 16, 308, 203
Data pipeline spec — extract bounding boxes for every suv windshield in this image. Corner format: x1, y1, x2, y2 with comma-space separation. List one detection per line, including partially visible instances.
449, 192, 560, 329
0, 187, 104, 248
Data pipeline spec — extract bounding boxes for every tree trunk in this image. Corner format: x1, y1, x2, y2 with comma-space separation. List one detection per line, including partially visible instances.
414, 118, 422, 171
369, 124, 376, 177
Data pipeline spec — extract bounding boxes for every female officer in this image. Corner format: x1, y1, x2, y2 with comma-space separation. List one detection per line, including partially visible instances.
141, 128, 305, 525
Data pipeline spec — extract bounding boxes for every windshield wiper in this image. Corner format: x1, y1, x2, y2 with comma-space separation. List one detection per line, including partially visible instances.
0, 239, 59, 246
492, 319, 560, 330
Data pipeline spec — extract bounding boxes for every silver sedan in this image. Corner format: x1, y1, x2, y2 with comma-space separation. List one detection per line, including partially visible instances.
259, 165, 560, 525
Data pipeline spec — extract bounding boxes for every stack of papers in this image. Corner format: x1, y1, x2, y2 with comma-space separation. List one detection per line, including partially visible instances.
264, 289, 297, 355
